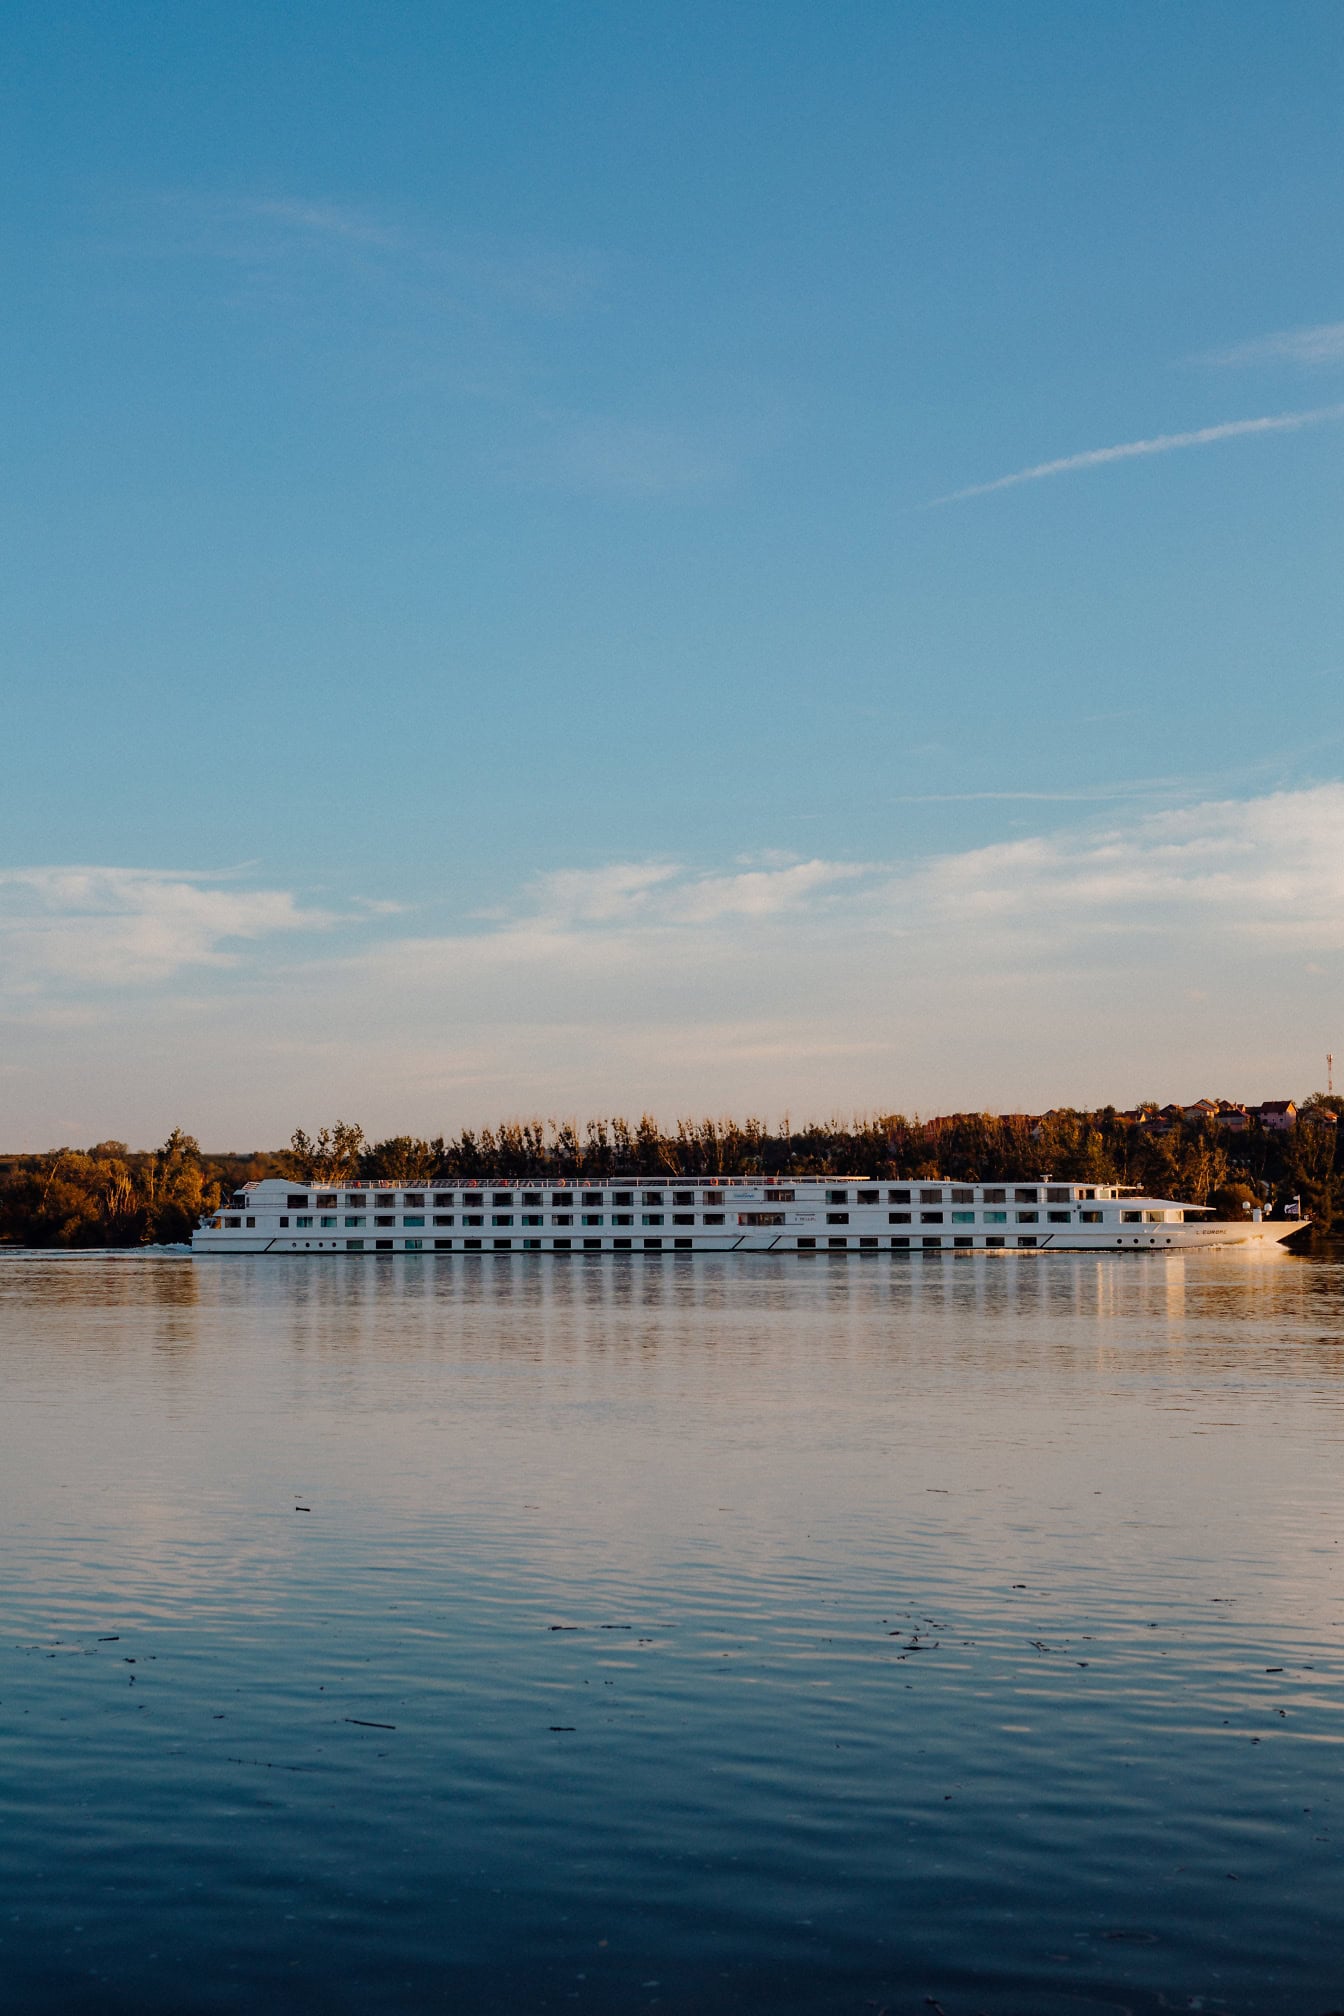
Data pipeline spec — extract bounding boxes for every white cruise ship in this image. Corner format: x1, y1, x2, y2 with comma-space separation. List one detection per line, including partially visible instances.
192, 1177, 1301, 1255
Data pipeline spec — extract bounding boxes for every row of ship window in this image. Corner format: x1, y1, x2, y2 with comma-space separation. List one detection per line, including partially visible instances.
248, 1235, 1074, 1251
235, 1206, 1103, 1229
271, 1184, 1097, 1210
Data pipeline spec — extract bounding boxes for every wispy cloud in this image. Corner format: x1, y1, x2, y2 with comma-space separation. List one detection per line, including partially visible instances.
0, 867, 337, 991
932, 403, 1344, 505
1201, 321, 1344, 368
6, 788, 1343, 1139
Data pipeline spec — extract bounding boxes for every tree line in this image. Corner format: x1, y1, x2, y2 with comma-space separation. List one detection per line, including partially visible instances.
1, 1100, 1340, 1245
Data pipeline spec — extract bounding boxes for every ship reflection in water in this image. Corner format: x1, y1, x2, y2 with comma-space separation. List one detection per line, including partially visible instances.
1, 1246, 1341, 2014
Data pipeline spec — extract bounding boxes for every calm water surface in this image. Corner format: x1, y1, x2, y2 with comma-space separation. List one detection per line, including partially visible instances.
1, 1249, 1342, 2014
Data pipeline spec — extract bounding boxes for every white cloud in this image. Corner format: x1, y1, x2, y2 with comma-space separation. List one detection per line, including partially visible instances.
933, 403, 1344, 505
4, 787, 1342, 1141
1202, 321, 1344, 368
0, 867, 336, 992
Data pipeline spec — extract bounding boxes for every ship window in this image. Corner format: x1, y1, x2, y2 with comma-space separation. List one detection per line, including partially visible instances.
463, 1213, 483, 1226
375, 1238, 393, 1251
493, 1193, 513, 1206
984, 1211, 1007, 1224
1014, 1188, 1038, 1203
405, 1194, 425, 1208
523, 1238, 542, 1250
344, 1215, 365, 1228
316, 1194, 337, 1209
493, 1238, 512, 1250
1017, 1235, 1038, 1247
702, 1213, 725, 1226
827, 1189, 848, 1204
920, 1211, 944, 1225
1122, 1211, 1143, 1223
612, 1191, 633, 1206
859, 1236, 878, 1248
296, 1215, 313, 1229
739, 1212, 784, 1226
434, 1214, 453, 1227
1046, 1188, 1070, 1204
612, 1212, 633, 1226
279, 1216, 289, 1228
953, 1236, 972, 1248
434, 1238, 453, 1250
1016, 1211, 1039, 1224
320, 1216, 338, 1228
551, 1212, 573, 1225
522, 1193, 543, 1206
673, 1212, 694, 1225
553, 1237, 572, 1250
702, 1192, 724, 1205
346, 1238, 365, 1251
765, 1188, 795, 1202
224, 1217, 240, 1229
551, 1193, 570, 1206
951, 1188, 974, 1205
1048, 1210, 1071, 1223
890, 1235, 909, 1248
797, 1236, 816, 1249
673, 1191, 694, 1205
951, 1211, 974, 1224
492, 1214, 514, 1227
464, 1238, 482, 1250
582, 1214, 604, 1227
287, 1194, 309, 1209
857, 1189, 879, 1204
643, 1237, 663, 1249
583, 1192, 604, 1206
922, 1236, 942, 1248
434, 1193, 454, 1206
404, 1238, 423, 1251
375, 1214, 394, 1228
403, 1215, 425, 1227
828, 1237, 848, 1248
641, 1213, 664, 1226
642, 1191, 663, 1205
889, 1211, 911, 1224
613, 1237, 632, 1249
1081, 1210, 1102, 1223
919, 1188, 942, 1204
986, 1235, 1005, 1248
583, 1238, 601, 1250
522, 1214, 543, 1227
982, 1188, 1005, 1204
827, 1211, 850, 1224
888, 1188, 911, 1204
674, 1238, 692, 1250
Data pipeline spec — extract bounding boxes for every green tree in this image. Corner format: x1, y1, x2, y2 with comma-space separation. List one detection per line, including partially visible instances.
287, 1122, 365, 1182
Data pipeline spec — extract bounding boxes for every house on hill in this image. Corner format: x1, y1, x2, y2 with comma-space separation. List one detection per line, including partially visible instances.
1258, 1100, 1297, 1132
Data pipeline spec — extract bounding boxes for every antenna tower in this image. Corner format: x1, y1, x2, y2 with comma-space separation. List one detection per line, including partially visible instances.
1330, 1052, 1335, 1097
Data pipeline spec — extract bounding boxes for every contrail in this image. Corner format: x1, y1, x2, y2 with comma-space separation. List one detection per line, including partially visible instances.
932, 401, 1344, 505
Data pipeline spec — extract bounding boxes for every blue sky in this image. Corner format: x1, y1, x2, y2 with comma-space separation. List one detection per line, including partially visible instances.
3, 2, 1343, 1143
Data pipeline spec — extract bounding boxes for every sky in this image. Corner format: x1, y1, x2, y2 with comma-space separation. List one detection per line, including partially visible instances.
3, 1, 1343, 1147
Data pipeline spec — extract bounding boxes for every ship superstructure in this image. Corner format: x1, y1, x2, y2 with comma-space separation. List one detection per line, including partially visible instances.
192, 1177, 1300, 1254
